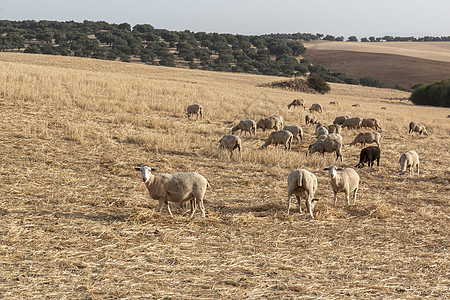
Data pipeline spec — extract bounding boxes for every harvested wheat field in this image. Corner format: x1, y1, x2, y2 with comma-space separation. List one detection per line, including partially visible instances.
0, 52, 449, 298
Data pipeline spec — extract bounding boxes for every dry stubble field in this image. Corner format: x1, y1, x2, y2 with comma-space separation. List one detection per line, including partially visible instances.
0, 52, 449, 299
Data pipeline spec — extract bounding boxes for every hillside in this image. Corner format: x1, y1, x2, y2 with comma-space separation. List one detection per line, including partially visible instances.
303, 41, 450, 89
0, 52, 449, 298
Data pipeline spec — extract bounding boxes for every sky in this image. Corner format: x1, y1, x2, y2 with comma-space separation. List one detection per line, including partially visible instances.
1, 0, 449, 38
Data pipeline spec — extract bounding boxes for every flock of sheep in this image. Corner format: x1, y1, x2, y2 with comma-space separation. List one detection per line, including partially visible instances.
136, 100, 426, 219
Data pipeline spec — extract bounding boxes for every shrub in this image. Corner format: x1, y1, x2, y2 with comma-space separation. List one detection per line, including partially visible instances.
410, 79, 450, 107
360, 76, 384, 88
307, 75, 331, 94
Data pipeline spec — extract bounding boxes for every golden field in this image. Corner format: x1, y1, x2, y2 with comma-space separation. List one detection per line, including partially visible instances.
0, 52, 449, 298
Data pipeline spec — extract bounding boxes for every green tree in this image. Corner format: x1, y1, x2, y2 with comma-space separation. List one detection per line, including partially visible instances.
307, 75, 331, 93
410, 79, 450, 107
360, 76, 384, 88
347, 36, 358, 42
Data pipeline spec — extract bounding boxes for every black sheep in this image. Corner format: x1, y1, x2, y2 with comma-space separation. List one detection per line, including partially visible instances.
356, 146, 380, 168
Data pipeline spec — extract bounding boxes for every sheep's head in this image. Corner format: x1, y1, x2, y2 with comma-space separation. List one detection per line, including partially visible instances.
135, 166, 153, 183
324, 165, 341, 178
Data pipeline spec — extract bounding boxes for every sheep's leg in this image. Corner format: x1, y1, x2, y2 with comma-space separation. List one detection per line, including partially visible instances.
333, 191, 338, 206
353, 187, 358, 204
416, 163, 420, 175
306, 197, 314, 219
165, 201, 173, 217
286, 191, 292, 215
198, 198, 206, 217
158, 199, 164, 213
229, 150, 233, 159
188, 197, 197, 219
345, 191, 350, 206
296, 195, 302, 214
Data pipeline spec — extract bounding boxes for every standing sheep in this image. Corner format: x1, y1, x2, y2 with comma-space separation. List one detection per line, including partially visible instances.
349, 132, 381, 148
361, 118, 382, 132
135, 166, 210, 218
333, 115, 349, 125
341, 117, 362, 129
356, 146, 380, 168
186, 104, 203, 119
288, 99, 305, 109
398, 150, 420, 175
309, 103, 323, 113
324, 165, 360, 206
257, 117, 281, 132
232, 119, 256, 136
261, 130, 293, 150
287, 169, 318, 219
270, 114, 284, 129
283, 125, 303, 142
219, 135, 242, 158
409, 121, 428, 135
307, 134, 343, 162
305, 114, 319, 125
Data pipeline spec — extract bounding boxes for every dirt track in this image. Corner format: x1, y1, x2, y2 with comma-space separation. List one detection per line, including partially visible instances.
303, 49, 450, 89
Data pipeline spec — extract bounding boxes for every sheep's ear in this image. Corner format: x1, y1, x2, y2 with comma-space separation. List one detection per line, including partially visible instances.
312, 198, 319, 203
323, 167, 329, 171
134, 167, 142, 171
336, 168, 344, 171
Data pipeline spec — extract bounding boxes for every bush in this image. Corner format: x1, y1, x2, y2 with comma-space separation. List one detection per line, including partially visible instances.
410, 79, 450, 107
360, 76, 384, 88
307, 75, 331, 94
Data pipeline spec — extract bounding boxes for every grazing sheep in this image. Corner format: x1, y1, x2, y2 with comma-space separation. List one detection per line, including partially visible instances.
315, 125, 329, 137
381, 106, 388, 110
324, 165, 360, 206
327, 124, 342, 134
307, 134, 343, 162
309, 103, 323, 113
287, 169, 318, 218
219, 135, 242, 158
135, 166, 210, 218
329, 101, 340, 105
288, 99, 305, 109
232, 119, 256, 136
352, 104, 361, 107
409, 121, 428, 135
270, 114, 284, 129
257, 117, 280, 132
283, 125, 303, 142
333, 115, 350, 125
261, 130, 293, 150
349, 132, 381, 148
305, 114, 319, 125
186, 104, 203, 119
361, 118, 382, 132
398, 150, 420, 175
356, 146, 380, 168
341, 117, 362, 129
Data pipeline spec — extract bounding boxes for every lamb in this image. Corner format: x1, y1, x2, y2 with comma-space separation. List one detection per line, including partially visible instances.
361, 118, 382, 132
288, 99, 305, 109
333, 115, 349, 125
261, 130, 293, 150
186, 104, 203, 119
309, 103, 323, 113
305, 114, 319, 125
356, 146, 380, 168
315, 125, 329, 137
287, 169, 318, 219
341, 117, 362, 129
219, 135, 242, 158
135, 166, 210, 218
232, 119, 256, 136
283, 125, 303, 142
324, 165, 360, 206
257, 117, 280, 132
409, 121, 428, 135
349, 132, 381, 148
398, 150, 420, 175
307, 134, 343, 162
327, 124, 342, 134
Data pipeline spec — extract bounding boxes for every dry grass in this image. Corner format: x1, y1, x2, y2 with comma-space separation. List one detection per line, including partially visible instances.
0, 52, 449, 298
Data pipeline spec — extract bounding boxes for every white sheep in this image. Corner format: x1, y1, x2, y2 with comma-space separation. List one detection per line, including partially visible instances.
287, 169, 318, 219
307, 134, 343, 162
324, 165, 360, 206
283, 125, 303, 142
398, 150, 420, 175
305, 114, 319, 125
315, 125, 329, 137
270, 114, 284, 129
333, 115, 349, 125
327, 124, 342, 134
219, 134, 242, 158
361, 118, 382, 132
186, 104, 203, 119
261, 130, 293, 150
288, 99, 305, 109
135, 166, 210, 218
232, 119, 256, 136
341, 117, 362, 129
349, 132, 381, 148
257, 117, 281, 132
309, 103, 323, 113
409, 121, 428, 135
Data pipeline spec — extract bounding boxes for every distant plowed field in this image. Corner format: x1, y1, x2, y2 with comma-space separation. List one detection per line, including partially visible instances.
303, 41, 450, 89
